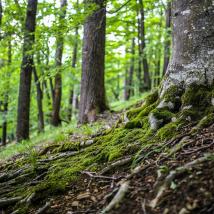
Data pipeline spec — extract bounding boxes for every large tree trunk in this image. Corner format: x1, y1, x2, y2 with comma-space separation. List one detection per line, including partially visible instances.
138, 0, 151, 92
51, 0, 67, 126
124, 38, 135, 100
161, 0, 214, 94
162, 1, 172, 76
79, 0, 108, 123
16, 0, 38, 142
33, 66, 44, 133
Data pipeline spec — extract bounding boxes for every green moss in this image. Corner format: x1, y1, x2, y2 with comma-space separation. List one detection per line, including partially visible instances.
125, 103, 156, 129
53, 141, 80, 153
126, 106, 145, 120
144, 90, 159, 106
181, 83, 211, 109
178, 108, 199, 122
164, 85, 183, 101
197, 113, 214, 128
156, 122, 178, 141
151, 109, 174, 124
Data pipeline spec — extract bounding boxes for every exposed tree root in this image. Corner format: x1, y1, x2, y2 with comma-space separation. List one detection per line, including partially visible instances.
0, 196, 23, 207
100, 157, 132, 175
101, 180, 130, 213
35, 201, 51, 214
149, 153, 214, 209
82, 171, 122, 181
38, 150, 79, 162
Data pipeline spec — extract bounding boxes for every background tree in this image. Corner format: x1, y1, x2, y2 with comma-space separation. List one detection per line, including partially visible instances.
16, 0, 38, 142
79, 0, 108, 123
51, 0, 67, 126
162, 1, 171, 76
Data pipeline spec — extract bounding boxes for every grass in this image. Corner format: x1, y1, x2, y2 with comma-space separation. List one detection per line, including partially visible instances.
0, 120, 104, 161
111, 93, 149, 112
0, 93, 149, 161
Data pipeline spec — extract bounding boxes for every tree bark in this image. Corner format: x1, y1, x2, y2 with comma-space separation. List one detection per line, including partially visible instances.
2, 39, 12, 146
16, 0, 38, 142
124, 38, 135, 100
33, 66, 44, 133
51, 0, 67, 126
161, 0, 214, 94
162, 1, 172, 76
79, 0, 108, 123
0, 0, 2, 30
138, 0, 151, 92
68, 26, 79, 121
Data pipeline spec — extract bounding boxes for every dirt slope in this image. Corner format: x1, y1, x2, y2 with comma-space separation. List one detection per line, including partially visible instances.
0, 96, 214, 214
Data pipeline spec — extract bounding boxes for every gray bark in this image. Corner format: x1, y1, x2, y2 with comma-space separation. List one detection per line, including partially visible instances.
161, 0, 214, 95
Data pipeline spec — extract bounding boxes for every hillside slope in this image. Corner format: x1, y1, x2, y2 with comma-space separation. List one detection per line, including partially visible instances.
0, 93, 214, 214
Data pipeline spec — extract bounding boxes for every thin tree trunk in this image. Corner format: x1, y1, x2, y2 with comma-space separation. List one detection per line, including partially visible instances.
137, 15, 143, 93
138, 0, 151, 91
2, 39, 12, 146
154, 10, 163, 88
0, 0, 2, 33
51, 0, 67, 126
33, 66, 44, 133
68, 26, 79, 121
49, 78, 54, 102
79, 0, 108, 123
43, 40, 52, 107
16, 0, 38, 142
162, 1, 171, 76
124, 38, 135, 100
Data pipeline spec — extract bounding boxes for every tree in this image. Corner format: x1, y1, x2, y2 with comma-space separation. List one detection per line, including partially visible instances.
124, 37, 135, 100
138, 0, 151, 92
68, 25, 79, 121
159, 0, 214, 115
162, 1, 171, 76
51, 0, 67, 126
0, 0, 2, 32
16, 0, 38, 142
2, 39, 12, 145
79, 0, 108, 123
33, 65, 44, 133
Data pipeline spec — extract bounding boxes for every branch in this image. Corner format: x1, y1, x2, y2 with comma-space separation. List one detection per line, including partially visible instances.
107, 0, 131, 14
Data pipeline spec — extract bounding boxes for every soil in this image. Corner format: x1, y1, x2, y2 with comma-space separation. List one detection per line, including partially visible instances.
0, 109, 214, 214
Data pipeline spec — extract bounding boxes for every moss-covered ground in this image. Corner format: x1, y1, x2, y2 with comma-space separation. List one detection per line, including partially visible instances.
0, 83, 214, 213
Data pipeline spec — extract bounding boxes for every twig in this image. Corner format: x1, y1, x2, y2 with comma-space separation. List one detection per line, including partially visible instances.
107, 0, 131, 14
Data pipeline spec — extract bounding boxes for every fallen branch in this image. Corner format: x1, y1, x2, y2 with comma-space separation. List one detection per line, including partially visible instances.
101, 181, 130, 213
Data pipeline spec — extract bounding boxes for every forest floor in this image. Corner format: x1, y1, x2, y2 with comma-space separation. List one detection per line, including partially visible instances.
0, 96, 214, 214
